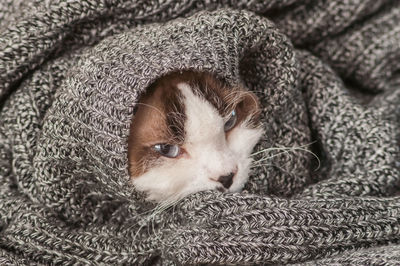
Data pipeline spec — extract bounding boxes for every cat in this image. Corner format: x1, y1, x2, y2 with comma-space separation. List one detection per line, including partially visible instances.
128, 71, 263, 202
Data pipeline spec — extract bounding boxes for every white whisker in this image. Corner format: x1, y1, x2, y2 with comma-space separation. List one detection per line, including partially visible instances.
251, 142, 321, 171
133, 192, 185, 242
135, 102, 165, 117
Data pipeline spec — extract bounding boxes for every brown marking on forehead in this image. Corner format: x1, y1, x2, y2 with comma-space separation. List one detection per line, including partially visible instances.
175, 70, 261, 128
171, 71, 231, 117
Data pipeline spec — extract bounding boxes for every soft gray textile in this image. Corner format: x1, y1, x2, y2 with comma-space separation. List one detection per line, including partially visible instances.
0, 0, 399, 265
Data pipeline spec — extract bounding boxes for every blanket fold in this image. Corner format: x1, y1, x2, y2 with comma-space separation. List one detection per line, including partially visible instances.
162, 193, 400, 264
0, 0, 399, 265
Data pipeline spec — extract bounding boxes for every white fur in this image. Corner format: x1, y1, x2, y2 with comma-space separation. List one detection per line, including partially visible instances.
132, 82, 263, 202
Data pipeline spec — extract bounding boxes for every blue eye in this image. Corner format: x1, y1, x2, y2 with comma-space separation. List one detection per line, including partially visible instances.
224, 109, 237, 131
153, 144, 181, 158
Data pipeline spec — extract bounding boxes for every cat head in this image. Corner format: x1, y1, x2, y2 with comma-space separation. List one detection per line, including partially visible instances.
128, 71, 263, 202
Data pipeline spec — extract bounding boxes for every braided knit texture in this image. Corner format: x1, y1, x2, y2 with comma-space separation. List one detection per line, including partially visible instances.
0, 0, 399, 265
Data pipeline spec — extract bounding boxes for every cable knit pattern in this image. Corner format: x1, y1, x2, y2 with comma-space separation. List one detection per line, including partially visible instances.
0, 1, 399, 265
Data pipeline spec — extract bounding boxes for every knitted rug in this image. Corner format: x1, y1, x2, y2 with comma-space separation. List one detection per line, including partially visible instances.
0, 1, 399, 265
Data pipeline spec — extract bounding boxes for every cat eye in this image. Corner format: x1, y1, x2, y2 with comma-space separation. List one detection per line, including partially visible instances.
153, 143, 181, 158
224, 109, 237, 132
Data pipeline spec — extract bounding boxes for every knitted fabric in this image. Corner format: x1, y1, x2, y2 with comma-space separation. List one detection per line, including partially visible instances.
0, 0, 399, 265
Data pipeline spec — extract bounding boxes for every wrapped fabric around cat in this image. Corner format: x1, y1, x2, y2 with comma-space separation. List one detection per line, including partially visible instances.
0, 1, 399, 265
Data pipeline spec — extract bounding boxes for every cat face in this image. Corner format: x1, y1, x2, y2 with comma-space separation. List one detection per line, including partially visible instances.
128, 71, 263, 202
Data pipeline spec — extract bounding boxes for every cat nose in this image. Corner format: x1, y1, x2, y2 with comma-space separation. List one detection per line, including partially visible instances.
218, 172, 235, 189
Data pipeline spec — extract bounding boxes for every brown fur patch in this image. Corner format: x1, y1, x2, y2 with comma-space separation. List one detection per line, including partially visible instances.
128, 73, 186, 177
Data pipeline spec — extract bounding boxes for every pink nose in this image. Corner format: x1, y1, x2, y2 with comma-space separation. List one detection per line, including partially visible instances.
218, 172, 235, 189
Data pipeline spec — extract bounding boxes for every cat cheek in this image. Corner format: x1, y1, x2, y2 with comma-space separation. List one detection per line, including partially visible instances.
226, 124, 263, 155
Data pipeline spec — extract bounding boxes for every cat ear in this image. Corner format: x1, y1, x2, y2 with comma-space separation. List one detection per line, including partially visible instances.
236, 90, 261, 127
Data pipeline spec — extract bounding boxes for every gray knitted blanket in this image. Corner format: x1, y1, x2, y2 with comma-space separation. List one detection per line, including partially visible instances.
1, 0, 399, 265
